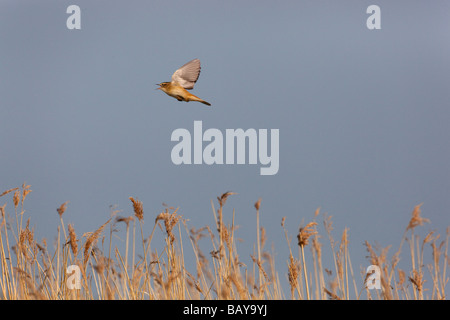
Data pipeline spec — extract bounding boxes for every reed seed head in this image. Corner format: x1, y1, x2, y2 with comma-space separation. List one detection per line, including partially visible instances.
83, 219, 111, 266
217, 191, 236, 207
68, 223, 78, 257
409, 269, 425, 293
129, 197, 144, 222
407, 203, 429, 231
21, 183, 32, 206
254, 198, 261, 211
13, 189, 20, 209
156, 208, 182, 244
116, 215, 134, 227
0, 187, 19, 198
57, 201, 69, 218
297, 222, 318, 247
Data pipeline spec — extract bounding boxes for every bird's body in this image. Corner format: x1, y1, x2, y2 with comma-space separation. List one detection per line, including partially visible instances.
157, 59, 211, 106
158, 82, 211, 106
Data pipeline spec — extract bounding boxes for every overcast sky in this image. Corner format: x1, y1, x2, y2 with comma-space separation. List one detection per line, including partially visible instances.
1, 0, 449, 297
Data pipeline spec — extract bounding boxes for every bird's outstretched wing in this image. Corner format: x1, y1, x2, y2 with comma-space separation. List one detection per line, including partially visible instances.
171, 59, 201, 90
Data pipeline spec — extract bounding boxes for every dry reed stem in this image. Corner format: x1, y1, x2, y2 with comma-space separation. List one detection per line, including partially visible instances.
297, 221, 317, 300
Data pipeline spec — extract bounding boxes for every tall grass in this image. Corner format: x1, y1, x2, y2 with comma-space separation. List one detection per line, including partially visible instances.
0, 184, 448, 299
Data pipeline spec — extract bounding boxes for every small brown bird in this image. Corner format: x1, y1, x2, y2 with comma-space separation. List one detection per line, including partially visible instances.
157, 59, 211, 106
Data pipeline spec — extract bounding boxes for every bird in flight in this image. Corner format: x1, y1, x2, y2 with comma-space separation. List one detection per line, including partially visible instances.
156, 59, 211, 106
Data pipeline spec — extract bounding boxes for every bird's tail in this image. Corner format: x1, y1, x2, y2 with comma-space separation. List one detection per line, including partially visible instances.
188, 94, 211, 106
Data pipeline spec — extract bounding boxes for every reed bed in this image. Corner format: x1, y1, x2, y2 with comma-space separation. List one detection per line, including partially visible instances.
0, 184, 448, 300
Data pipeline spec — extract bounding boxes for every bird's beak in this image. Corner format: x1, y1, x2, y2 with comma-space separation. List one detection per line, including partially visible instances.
155, 84, 161, 90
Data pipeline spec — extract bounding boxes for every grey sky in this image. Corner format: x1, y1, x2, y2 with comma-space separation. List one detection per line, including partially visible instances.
1, 0, 449, 297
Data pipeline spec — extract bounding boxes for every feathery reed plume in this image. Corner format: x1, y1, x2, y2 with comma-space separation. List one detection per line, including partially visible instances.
18, 219, 33, 259
324, 287, 341, 300
0, 187, 19, 198
129, 197, 143, 222
407, 203, 429, 231
217, 191, 236, 207
297, 222, 318, 247
21, 183, 32, 206
13, 189, 20, 209
287, 255, 300, 298
116, 216, 134, 227
83, 219, 111, 267
57, 201, 69, 218
155, 208, 182, 244
409, 269, 425, 299
68, 224, 78, 257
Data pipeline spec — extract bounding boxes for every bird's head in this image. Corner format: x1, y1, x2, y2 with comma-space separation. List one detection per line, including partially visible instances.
156, 82, 170, 92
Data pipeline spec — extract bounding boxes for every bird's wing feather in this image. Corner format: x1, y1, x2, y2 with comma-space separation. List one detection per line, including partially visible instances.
171, 59, 201, 90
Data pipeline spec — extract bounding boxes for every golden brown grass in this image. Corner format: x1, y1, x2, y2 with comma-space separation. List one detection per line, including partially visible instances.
0, 184, 448, 300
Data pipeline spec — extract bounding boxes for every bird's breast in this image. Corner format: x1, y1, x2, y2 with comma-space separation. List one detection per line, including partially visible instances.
166, 85, 190, 98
